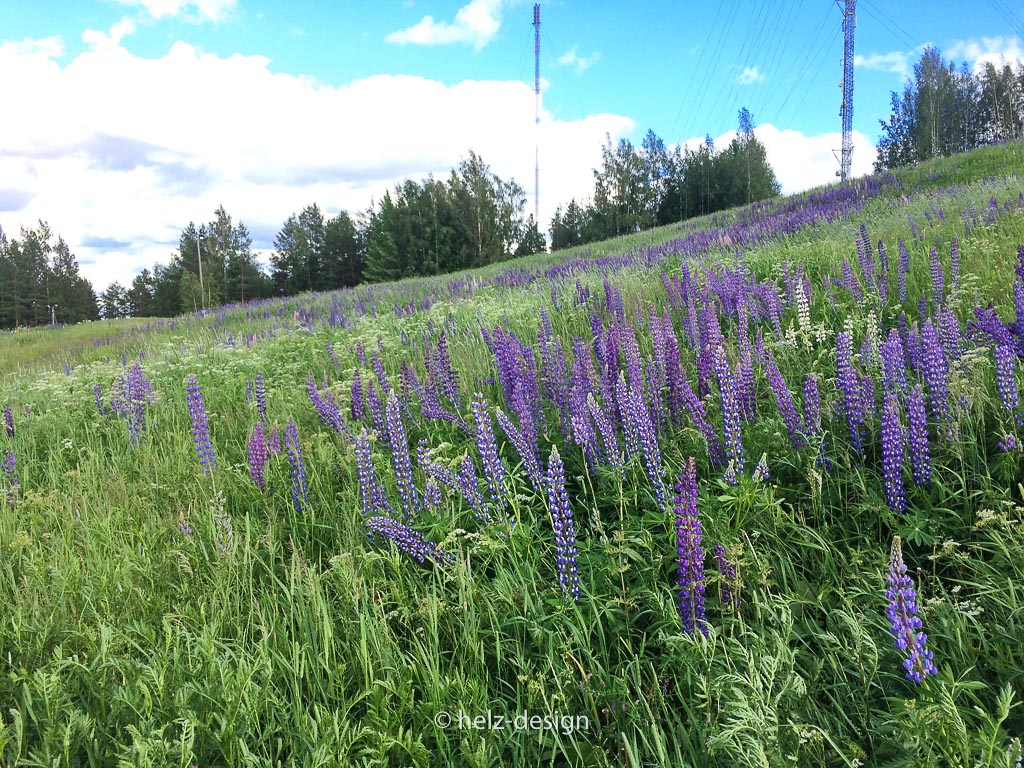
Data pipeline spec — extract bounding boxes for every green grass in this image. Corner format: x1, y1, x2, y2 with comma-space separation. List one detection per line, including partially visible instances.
2, 145, 1024, 767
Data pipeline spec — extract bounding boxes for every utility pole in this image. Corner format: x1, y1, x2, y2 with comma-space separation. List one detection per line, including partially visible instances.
46, 303, 57, 326
836, 0, 857, 181
196, 229, 206, 310
533, 3, 541, 224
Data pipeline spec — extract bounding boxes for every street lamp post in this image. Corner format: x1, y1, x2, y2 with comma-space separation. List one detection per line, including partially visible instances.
46, 303, 58, 326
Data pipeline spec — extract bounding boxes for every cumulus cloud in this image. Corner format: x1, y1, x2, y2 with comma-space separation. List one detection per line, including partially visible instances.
115, 0, 237, 23
854, 49, 920, 79
558, 45, 601, 73
387, 0, 504, 50
736, 66, 765, 85
0, 34, 634, 289
680, 125, 877, 195
948, 35, 1024, 72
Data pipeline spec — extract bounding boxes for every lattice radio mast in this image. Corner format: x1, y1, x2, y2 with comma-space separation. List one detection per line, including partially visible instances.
533, 3, 541, 223
836, 0, 857, 181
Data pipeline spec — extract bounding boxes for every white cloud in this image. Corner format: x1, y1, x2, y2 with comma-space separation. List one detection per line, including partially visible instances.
115, 0, 237, 23
948, 35, 1024, 73
387, 0, 503, 50
854, 50, 920, 79
0, 35, 634, 290
680, 125, 877, 195
558, 45, 601, 73
737, 66, 765, 85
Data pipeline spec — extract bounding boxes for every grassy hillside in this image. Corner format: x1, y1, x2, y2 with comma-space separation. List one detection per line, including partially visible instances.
2, 143, 1024, 767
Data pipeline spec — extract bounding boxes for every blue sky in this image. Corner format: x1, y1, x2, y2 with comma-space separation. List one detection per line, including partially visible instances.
2, 0, 1022, 290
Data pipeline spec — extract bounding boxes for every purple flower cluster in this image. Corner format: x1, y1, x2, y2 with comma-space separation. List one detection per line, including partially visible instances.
674, 458, 707, 636
385, 391, 419, 520
836, 332, 866, 454
994, 344, 1021, 423
546, 445, 580, 603
3, 403, 12, 439
254, 371, 267, 423
186, 374, 216, 476
365, 515, 452, 565
472, 395, 509, 522
764, 350, 805, 449
885, 537, 937, 683
907, 384, 932, 486
712, 345, 745, 482
881, 392, 907, 514
248, 422, 268, 490
285, 419, 309, 513
111, 363, 152, 447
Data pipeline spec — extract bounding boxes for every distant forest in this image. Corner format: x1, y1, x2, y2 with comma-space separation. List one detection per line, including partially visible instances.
6, 40, 1024, 329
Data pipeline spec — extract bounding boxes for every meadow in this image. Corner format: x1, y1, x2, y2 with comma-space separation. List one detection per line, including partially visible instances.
2, 143, 1024, 767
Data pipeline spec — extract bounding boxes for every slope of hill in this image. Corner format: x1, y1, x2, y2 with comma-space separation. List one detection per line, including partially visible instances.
2, 143, 1024, 767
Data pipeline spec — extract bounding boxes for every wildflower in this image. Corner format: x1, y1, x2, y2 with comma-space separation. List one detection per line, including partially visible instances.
3, 403, 12, 438
885, 536, 937, 683
712, 344, 745, 481
385, 391, 419, 520
674, 457, 707, 636
836, 331, 866, 454
929, 246, 944, 306
254, 371, 267, 423
546, 445, 581, 603
93, 383, 107, 416
920, 321, 950, 425
350, 369, 365, 422
881, 392, 907, 514
752, 453, 769, 482
994, 344, 1021, 423
186, 374, 216, 475
472, 395, 507, 515
248, 422, 268, 490
365, 516, 452, 565
284, 419, 309, 513
907, 384, 932, 486
764, 350, 804, 449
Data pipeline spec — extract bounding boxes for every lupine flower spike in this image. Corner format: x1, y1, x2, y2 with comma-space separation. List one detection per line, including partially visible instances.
675, 457, 708, 636
546, 445, 581, 603
885, 536, 937, 683
186, 374, 216, 476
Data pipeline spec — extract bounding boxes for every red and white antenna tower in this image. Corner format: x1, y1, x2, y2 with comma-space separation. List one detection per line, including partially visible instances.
836, 0, 857, 181
533, 3, 541, 223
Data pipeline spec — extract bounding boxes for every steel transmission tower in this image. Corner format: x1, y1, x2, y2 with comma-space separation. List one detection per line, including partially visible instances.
533, 4, 541, 223
836, 0, 857, 181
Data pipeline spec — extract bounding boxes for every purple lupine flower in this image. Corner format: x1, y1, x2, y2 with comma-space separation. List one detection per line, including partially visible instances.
920, 321, 950, 425
714, 543, 739, 609
907, 384, 932, 486
385, 390, 419, 520
842, 259, 863, 301
248, 422, 268, 490
546, 444, 580, 603
674, 457, 707, 636
350, 369, 365, 422
929, 247, 944, 307
308, 376, 347, 434
457, 455, 486, 519
803, 372, 833, 472
112, 363, 152, 446
495, 408, 544, 492
3, 403, 12, 439
877, 239, 890, 303
712, 344, 745, 481
366, 381, 385, 434
365, 515, 452, 565
836, 331, 866, 455
93, 383, 107, 416
355, 430, 384, 517
857, 224, 875, 287
880, 329, 908, 397
627, 376, 666, 508
254, 371, 267, 423
586, 393, 622, 471
885, 536, 937, 683
186, 374, 216, 475
764, 350, 804, 449
424, 477, 442, 510
881, 392, 907, 514
998, 433, 1019, 452
897, 238, 910, 304
267, 425, 282, 457
284, 419, 309, 513
937, 306, 964, 361
678, 374, 725, 468
324, 339, 342, 369
995, 344, 1021, 423
472, 395, 508, 519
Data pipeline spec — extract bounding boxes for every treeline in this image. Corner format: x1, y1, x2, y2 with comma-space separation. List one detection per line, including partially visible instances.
99, 206, 272, 319
876, 46, 1024, 170
550, 108, 780, 249
103, 151, 544, 319
0, 222, 98, 330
